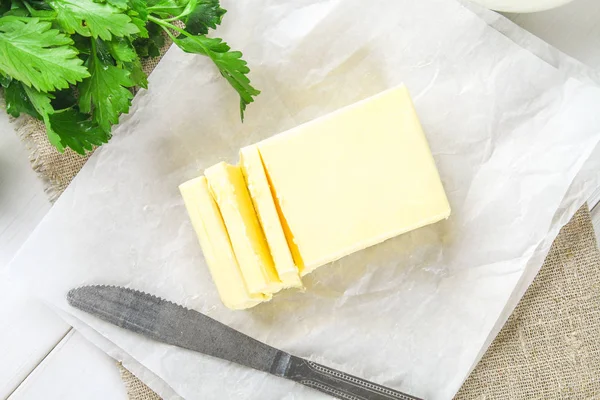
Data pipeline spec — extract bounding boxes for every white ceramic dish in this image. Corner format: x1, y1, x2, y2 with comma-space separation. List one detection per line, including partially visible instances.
468, 0, 576, 13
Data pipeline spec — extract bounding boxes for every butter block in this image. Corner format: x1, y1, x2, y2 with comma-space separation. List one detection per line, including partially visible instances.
257, 85, 451, 274
179, 177, 267, 309
240, 145, 303, 288
205, 162, 283, 295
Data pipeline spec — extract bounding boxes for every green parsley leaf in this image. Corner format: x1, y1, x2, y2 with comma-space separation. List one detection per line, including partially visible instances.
133, 21, 164, 57
79, 39, 135, 133
50, 87, 78, 110
147, 0, 185, 18
185, 0, 225, 35
173, 34, 260, 118
0, 72, 12, 88
48, 0, 139, 40
3, 1, 28, 17
128, 15, 149, 38
48, 109, 110, 154
123, 58, 148, 89
104, 0, 129, 10
129, 0, 149, 20
24, 1, 54, 11
7, 80, 106, 154
174, 0, 198, 20
0, 17, 89, 92
20, 0, 56, 18
24, 85, 54, 119
4, 79, 40, 118
0, 0, 259, 154
127, 0, 148, 38
108, 36, 137, 62
127, 0, 149, 37
94, 35, 115, 63
71, 33, 92, 55
21, 84, 64, 150
0, 1, 10, 15
108, 36, 149, 88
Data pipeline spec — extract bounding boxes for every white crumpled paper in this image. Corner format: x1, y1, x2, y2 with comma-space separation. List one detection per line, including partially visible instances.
9, 0, 600, 399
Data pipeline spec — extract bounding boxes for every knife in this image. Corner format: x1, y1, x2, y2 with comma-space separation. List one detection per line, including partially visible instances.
67, 285, 423, 400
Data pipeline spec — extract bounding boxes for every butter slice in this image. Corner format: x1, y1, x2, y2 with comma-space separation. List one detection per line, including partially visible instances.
240, 145, 302, 288
179, 177, 267, 309
257, 85, 451, 274
205, 162, 283, 295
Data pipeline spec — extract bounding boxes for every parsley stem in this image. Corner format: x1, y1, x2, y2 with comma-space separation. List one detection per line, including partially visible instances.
148, 15, 212, 57
147, 15, 187, 37
90, 36, 97, 56
21, 1, 56, 21
22, 2, 35, 14
0, 14, 54, 22
147, 17, 179, 44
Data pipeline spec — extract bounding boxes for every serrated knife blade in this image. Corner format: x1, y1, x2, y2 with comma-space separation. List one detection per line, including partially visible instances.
67, 285, 422, 400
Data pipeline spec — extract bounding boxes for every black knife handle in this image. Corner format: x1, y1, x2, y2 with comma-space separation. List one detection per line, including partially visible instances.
285, 355, 423, 400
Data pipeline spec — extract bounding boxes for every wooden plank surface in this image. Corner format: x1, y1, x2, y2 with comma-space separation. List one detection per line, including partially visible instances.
8, 331, 127, 400
505, 0, 600, 69
0, 117, 50, 267
0, 115, 72, 398
0, 281, 70, 399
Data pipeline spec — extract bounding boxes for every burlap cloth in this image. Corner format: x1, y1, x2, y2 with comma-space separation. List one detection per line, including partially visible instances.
456, 205, 600, 400
13, 46, 600, 400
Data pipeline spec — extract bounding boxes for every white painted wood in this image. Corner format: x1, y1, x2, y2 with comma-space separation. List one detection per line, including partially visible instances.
8, 331, 128, 400
0, 115, 128, 399
0, 115, 72, 398
0, 279, 70, 399
0, 118, 50, 267
504, 0, 600, 69
589, 187, 600, 211
472, 0, 576, 13
0, 112, 127, 399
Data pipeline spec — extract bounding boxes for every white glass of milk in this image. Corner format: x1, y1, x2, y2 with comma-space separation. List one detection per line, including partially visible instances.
468, 0, 576, 12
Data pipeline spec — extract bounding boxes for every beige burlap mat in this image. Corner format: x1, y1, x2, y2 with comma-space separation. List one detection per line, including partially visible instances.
456, 205, 600, 400
14, 47, 166, 203
118, 363, 161, 400
13, 48, 600, 400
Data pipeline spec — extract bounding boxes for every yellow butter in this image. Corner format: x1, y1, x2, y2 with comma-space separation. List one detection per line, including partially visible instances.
178, 177, 267, 309
257, 85, 451, 274
240, 145, 303, 288
205, 162, 283, 295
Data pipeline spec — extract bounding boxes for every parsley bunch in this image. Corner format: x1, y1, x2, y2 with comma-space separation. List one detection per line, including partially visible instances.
0, 0, 260, 154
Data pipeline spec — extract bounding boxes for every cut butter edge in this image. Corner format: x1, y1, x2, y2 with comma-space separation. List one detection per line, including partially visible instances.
205, 162, 284, 295
240, 145, 303, 288
179, 177, 268, 310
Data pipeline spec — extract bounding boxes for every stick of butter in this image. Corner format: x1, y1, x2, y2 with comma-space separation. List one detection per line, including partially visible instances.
180, 84, 450, 309
256, 85, 451, 274
240, 145, 303, 289
205, 162, 283, 295
179, 177, 268, 309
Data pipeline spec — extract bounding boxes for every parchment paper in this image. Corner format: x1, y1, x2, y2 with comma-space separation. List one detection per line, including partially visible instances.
9, 0, 600, 399
457, 1, 600, 375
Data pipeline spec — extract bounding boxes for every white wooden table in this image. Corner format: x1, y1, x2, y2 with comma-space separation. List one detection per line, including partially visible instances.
1, 1, 600, 398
